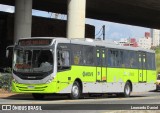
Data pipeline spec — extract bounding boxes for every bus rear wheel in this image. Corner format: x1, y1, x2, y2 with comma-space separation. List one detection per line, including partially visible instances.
117, 82, 131, 97
70, 81, 82, 99
32, 93, 45, 100
124, 82, 131, 97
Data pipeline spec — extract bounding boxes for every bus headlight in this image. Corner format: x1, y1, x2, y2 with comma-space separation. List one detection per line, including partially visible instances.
46, 78, 54, 84
13, 79, 19, 84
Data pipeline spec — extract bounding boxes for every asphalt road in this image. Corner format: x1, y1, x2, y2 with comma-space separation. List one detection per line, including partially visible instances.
0, 90, 160, 113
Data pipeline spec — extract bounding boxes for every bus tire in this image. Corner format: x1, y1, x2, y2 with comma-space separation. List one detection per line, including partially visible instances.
32, 93, 45, 100
70, 81, 82, 99
124, 82, 131, 97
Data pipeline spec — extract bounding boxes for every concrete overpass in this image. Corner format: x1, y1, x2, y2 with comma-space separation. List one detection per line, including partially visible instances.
0, 0, 160, 41
0, 0, 160, 29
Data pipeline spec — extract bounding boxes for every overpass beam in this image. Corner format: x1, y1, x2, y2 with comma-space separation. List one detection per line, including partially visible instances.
67, 0, 86, 39
14, 0, 32, 42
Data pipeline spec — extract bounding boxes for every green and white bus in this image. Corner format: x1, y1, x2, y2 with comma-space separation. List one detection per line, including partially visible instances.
12, 37, 156, 99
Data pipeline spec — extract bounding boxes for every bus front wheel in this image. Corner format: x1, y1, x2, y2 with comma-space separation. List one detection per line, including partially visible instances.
70, 81, 82, 99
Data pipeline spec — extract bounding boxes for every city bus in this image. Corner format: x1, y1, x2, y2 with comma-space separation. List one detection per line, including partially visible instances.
12, 37, 156, 99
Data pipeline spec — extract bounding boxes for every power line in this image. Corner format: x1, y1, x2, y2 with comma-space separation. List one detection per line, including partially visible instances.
95, 27, 103, 36
97, 32, 103, 39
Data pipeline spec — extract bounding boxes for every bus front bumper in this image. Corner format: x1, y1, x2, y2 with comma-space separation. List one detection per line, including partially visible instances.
11, 80, 57, 93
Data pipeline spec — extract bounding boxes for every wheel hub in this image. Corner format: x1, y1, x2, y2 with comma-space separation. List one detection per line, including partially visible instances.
72, 85, 79, 97
125, 85, 130, 95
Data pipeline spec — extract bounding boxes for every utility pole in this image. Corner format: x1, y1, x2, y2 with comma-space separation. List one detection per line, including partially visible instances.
102, 25, 105, 40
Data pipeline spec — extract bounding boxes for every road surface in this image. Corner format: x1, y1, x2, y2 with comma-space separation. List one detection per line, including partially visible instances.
0, 90, 160, 113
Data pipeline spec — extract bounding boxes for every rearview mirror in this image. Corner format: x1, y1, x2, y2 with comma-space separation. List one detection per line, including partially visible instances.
6, 50, 9, 58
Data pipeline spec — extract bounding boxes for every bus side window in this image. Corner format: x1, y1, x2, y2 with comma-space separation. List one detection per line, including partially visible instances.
62, 51, 70, 66
58, 50, 70, 70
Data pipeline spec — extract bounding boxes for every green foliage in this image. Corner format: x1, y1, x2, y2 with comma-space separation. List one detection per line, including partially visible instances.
156, 46, 160, 74
0, 68, 12, 92
156, 46, 160, 53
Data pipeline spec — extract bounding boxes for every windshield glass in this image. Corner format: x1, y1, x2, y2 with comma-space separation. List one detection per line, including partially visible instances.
13, 48, 53, 73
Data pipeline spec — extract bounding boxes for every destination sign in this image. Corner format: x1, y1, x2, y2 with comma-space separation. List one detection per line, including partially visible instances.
18, 39, 52, 46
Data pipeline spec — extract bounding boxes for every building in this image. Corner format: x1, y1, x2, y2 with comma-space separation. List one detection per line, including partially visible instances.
116, 38, 138, 47
123, 38, 138, 47
145, 32, 150, 38
138, 32, 152, 49
116, 32, 152, 49
151, 29, 160, 47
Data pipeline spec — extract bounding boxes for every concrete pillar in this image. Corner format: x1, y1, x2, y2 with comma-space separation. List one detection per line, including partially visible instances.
67, 0, 86, 39
14, 0, 32, 42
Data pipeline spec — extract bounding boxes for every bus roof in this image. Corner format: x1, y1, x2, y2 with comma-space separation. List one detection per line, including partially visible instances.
54, 37, 155, 53
18, 37, 155, 53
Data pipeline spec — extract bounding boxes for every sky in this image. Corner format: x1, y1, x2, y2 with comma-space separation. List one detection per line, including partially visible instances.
0, 4, 150, 41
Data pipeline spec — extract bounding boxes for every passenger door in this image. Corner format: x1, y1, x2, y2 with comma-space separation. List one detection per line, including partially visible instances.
56, 44, 71, 93
138, 52, 147, 82
96, 47, 107, 82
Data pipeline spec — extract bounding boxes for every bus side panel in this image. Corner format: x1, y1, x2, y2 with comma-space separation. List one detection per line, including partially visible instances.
56, 65, 97, 93
56, 70, 73, 93
123, 68, 139, 83
69, 65, 96, 83
107, 68, 139, 83
130, 70, 156, 92
107, 68, 124, 83
147, 70, 157, 83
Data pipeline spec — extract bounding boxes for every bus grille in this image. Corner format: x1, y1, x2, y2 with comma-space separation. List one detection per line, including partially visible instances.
13, 70, 52, 80
16, 86, 48, 91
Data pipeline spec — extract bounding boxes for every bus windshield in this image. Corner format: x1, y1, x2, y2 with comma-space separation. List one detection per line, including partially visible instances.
13, 48, 53, 73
